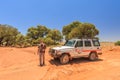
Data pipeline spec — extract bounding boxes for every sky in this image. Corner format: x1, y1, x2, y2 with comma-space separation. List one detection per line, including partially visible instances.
0, 0, 120, 42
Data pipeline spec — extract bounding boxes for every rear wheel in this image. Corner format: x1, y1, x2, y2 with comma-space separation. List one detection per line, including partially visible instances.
89, 52, 98, 61
60, 54, 69, 64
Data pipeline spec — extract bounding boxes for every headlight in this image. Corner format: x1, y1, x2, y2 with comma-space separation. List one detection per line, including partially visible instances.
55, 50, 60, 54
49, 49, 55, 53
49, 49, 60, 54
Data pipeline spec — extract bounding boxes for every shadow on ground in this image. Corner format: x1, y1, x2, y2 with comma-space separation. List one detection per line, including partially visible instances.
49, 58, 103, 66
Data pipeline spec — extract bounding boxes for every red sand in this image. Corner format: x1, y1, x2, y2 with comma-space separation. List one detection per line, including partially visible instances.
0, 45, 120, 80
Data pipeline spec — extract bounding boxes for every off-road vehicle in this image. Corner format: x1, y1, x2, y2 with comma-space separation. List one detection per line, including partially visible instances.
49, 39, 102, 64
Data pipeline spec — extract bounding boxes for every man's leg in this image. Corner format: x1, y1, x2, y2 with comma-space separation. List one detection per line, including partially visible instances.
39, 54, 41, 66
39, 54, 41, 65
39, 53, 43, 66
43, 53, 45, 65
41, 53, 44, 66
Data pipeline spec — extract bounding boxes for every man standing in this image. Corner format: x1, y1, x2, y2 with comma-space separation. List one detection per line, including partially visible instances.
37, 40, 46, 66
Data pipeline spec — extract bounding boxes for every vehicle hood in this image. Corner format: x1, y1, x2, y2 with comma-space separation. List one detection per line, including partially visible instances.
52, 46, 74, 50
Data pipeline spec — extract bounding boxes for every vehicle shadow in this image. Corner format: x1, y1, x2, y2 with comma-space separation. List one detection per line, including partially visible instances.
49, 58, 103, 66
70, 58, 103, 65
49, 59, 60, 66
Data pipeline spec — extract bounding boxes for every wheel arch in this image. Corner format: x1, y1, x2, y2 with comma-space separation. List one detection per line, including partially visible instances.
90, 51, 98, 57
61, 52, 71, 57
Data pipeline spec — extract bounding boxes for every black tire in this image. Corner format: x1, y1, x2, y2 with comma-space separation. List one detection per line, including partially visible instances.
89, 52, 98, 61
60, 54, 69, 64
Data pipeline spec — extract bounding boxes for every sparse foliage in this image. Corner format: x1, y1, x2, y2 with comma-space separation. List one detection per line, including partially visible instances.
0, 20, 100, 47
26, 25, 62, 46
46, 29, 62, 44
62, 21, 99, 40
115, 41, 120, 46
0, 24, 20, 46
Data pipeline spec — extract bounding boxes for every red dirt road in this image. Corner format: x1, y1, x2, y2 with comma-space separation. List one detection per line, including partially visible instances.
0, 44, 120, 80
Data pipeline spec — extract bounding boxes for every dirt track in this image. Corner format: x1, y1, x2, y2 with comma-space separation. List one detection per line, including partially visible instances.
0, 44, 120, 80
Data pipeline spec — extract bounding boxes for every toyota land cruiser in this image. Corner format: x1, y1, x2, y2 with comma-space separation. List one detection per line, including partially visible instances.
49, 39, 102, 64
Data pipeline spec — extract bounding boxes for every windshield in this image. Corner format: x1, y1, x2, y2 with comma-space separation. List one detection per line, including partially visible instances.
64, 40, 76, 47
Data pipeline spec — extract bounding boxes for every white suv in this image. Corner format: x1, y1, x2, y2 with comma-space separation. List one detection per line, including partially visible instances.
49, 39, 102, 64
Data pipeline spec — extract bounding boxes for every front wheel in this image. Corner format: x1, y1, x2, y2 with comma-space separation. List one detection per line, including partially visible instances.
60, 54, 69, 64
89, 52, 98, 61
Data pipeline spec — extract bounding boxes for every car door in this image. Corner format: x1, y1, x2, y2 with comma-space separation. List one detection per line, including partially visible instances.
74, 40, 83, 57
82, 40, 92, 56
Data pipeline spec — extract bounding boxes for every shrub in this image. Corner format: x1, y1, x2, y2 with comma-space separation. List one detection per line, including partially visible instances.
115, 41, 120, 46
44, 37, 54, 46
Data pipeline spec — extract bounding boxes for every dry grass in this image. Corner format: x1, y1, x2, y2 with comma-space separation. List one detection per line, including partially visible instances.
101, 42, 115, 51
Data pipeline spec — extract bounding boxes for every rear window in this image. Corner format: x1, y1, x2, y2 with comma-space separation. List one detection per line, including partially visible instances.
92, 40, 100, 46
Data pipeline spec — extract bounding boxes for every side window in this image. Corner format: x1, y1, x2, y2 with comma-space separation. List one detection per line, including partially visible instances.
93, 40, 100, 46
75, 41, 83, 47
85, 41, 91, 47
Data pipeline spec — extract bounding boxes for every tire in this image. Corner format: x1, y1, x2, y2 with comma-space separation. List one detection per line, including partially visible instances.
60, 54, 69, 64
89, 52, 98, 61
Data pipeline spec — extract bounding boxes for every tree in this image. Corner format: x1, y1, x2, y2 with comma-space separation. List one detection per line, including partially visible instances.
0, 25, 6, 45
44, 37, 54, 46
37, 25, 50, 37
27, 25, 63, 45
27, 25, 50, 39
80, 23, 99, 38
15, 34, 25, 47
27, 27, 38, 40
68, 25, 82, 39
62, 21, 99, 40
26, 25, 50, 45
0, 24, 20, 46
62, 21, 81, 40
47, 29, 63, 44
115, 41, 120, 46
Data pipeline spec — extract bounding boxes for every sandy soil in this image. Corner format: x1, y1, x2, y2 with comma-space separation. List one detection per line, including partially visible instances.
0, 43, 120, 80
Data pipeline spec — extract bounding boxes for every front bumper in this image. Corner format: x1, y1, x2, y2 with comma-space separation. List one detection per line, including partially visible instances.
49, 49, 61, 58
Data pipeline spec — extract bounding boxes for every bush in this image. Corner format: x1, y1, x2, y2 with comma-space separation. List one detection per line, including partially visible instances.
115, 41, 120, 46
44, 37, 54, 46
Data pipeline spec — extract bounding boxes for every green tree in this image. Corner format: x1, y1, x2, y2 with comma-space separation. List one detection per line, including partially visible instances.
68, 25, 82, 39
37, 25, 50, 37
62, 21, 81, 40
14, 34, 31, 47
15, 34, 25, 47
47, 29, 63, 44
62, 21, 99, 40
26, 25, 50, 45
0, 25, 6, 45
115, 41, 120, 46
0, 24, 20, 46
44, 37, 54, 46
80, 23, 99, 38
27, 27, 38, 40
